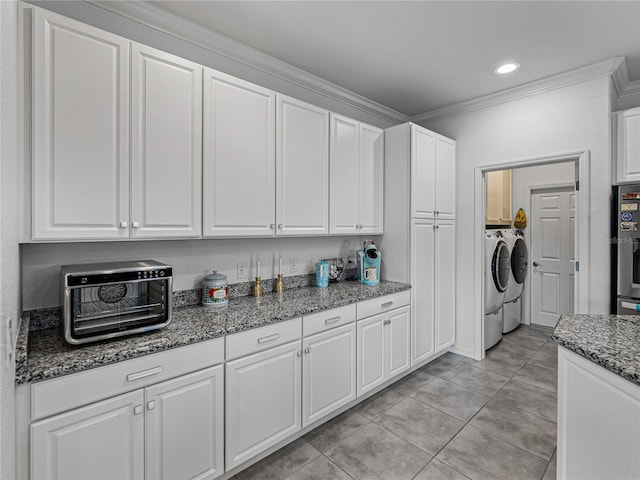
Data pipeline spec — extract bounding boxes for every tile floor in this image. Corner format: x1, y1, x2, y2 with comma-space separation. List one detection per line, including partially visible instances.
233, 325, 557, 480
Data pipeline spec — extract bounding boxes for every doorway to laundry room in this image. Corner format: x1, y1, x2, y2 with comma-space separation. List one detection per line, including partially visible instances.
482, 160, 578, 352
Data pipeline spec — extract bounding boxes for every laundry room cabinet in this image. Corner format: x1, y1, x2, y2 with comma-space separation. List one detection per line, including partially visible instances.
380, 122, 456, 366
329, 113, 384, 235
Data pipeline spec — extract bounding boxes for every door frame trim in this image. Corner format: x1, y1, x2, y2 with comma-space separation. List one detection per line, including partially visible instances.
474, 150, 590, 360
526, 183, 575, 327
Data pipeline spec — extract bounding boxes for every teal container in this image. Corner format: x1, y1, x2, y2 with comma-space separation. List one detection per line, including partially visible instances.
316, 261, 329, 288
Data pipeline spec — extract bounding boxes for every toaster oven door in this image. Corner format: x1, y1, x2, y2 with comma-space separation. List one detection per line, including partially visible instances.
65, 278, 171, 343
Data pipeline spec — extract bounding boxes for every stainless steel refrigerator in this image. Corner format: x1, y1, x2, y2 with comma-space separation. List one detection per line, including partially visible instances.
612, 184, 640, 314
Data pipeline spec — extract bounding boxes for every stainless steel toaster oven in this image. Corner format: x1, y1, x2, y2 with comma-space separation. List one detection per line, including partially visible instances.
62, 260, 173, 345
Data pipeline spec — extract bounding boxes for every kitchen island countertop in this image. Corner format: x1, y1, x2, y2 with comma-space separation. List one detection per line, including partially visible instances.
552, 314, 640, 385
16, 280, 410, 385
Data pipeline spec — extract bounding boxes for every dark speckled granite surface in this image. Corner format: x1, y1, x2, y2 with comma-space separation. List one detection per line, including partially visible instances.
16, 281, 410, 385
552, 314, 640, 385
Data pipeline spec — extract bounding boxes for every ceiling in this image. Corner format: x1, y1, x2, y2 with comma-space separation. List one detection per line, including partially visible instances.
151, 1, 640, 117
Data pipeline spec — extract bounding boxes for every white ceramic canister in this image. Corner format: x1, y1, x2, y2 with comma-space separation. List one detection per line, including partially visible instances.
202, 271, 228, 307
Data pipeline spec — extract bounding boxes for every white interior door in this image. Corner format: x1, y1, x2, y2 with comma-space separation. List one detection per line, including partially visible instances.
530, 187, 575, 327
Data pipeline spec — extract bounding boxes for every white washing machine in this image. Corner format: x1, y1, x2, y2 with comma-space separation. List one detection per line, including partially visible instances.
500, 229, 529, 333
484, 230, 511, 349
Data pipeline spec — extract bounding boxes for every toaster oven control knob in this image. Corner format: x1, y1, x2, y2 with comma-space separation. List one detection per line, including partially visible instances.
81, 277, 88, 284
159, 271, 165, 277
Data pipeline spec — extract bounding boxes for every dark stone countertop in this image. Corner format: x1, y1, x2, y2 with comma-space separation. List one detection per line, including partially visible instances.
552, 314, 640, 386
15, 280, 410, 385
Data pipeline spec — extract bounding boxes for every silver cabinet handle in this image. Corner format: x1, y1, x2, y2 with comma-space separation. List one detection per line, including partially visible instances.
133, 405, 143, 415
382, 301, 393, 309
532, 261, 540, 267
270, 224, 275, 229
119, 221, 128, 228
304, 347, 310, 354
258, 333, 280, 344
147, 400, 155, 411
325, 316, 341, 324
297, 351, 302, 357
278, 224, 283, 229
132, 221, 139, 228
127, 366, 163, 382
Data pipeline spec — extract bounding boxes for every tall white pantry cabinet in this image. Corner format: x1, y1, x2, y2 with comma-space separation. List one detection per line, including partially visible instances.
380, 123, 456, 365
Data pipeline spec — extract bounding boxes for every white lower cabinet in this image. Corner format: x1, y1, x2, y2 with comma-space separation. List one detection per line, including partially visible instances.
225, 341, 302, 470
357, 305, 411, 396
31, 390, 145, 480
31, 365, 224, 480
558, 347, 640, 480
302, 323, 356, 427
145, 367, 225, 480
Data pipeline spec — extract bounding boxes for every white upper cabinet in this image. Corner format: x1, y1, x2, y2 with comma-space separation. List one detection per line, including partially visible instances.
32, 9, 130, 240
276, 95, 329, 236
203, 69, 276, 237
410, 124, 455, 220
329, 114, 384, 235
485, 170, 512, 226
131, 44, 202, 239
435, 136, 456, 220
614, 107, 640, 185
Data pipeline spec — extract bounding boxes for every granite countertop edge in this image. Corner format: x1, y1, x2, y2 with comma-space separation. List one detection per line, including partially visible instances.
16, 281, 410, 385
552, 314, 640, 386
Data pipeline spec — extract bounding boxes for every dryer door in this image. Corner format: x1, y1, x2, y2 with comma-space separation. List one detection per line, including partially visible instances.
492, 240, 510, 292
511, 238, 528, 284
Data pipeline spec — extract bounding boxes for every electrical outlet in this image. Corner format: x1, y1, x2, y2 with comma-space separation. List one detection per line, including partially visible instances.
289, 258, 298, 273
237, 262, 248, 279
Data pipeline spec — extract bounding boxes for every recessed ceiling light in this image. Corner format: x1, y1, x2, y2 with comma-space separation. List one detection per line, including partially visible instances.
495, 63, 520, 74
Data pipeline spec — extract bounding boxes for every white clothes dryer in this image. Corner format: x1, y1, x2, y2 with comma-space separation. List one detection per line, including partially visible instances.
500, 229, 529, 303
499, 229, 529, 333
484, 230, 511, 315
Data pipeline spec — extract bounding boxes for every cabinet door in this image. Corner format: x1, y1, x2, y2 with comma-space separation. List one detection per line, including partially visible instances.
31, 390, 144, 480
203, 69, 276, 237
329, 114, 359, 235
435, 221, 456, 352
32, 9, 129, 240
276, 95, 329, 236
359, 124, 384, 234
485, 170, 511, 225
386, 306, 411, 378
435, 136, 455, 220
616, 107, 640, 184
225, 341, 302, 470
411, 125, 436, 218
145, 366, 224, 480
357, 313, 386, 396
302, 323, 356, 427
131, 44, 202, 239
411, 219, 435, 365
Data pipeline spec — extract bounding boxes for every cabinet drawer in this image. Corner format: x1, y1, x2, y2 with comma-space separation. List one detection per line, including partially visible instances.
226, 317, 302, 361
303, 304, 356, 337
357, 290, 411, 320
31, 337, 224, 421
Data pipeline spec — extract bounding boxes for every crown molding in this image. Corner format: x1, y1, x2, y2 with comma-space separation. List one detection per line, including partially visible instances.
83, 0, 409, 125
611, 58, 640, 98
412, 57, 629, 124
